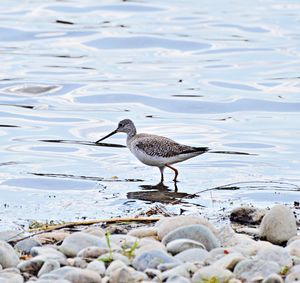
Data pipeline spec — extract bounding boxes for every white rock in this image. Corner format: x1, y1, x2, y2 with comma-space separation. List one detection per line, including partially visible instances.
262, 273, 284, 283
161, 262, 197, 280
82, 227, 105, 238
192, 265, 234, 282
38, 259, 60, 277
255, 245, 293, 268
260, 205, 297, 244
0, 269, 24, 283
128, 227, 157, 238
234, 259, 281, 281
0, 241, 20, 268
156, 216, 217, 240
167, 239, 205, 255
286, 239, 300, 257
105, 260, 127, 275
109, 234, 139, 249
86, 260, 106, 276
174, 248, 209, 263
211, 252, 245, 270
285, 270, 300, 283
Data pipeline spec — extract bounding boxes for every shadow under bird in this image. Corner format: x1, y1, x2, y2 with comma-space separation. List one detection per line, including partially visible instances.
96, 119, 209, 182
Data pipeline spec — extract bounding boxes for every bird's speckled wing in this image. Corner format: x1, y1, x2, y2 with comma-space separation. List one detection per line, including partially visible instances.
133, 134, 209, 158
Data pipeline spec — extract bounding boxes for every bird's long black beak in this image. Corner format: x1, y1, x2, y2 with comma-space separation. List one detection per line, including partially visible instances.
96, 129, 118, 143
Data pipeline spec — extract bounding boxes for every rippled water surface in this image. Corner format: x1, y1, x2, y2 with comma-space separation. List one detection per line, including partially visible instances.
1, 0, 300, 229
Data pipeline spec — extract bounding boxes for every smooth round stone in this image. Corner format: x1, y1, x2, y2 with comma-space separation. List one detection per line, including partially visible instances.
144, 268, 162, 280
255, 246, 293, 268
108, 234, 139, 249
174, 248, 209, 263
192, 266, 234, 283
77, 246, 121, 258
285, 271, 300, 283
38, 259, 60, 277
82, 227, 105, 238
40, 266, 101, 283
35, 232, 70, 245
0, 270, 24, 283
86, 260, 105, 276
15, 238, 42, 254
105, 260, 127, 275
29, 249, 67, 265
156, 216, 217, 240
0, 240, 20, 268
286, 239, 300, 257
211, 252, 245, 270
260, 205, 297, 244
234, 259, 281, 281
166, 275, 191, 283
262, 273, 284, 283
162, 224, 220, 251
128, 227, 158, 238
59, 232, 116, 257
161, 262, 197, 281
109, 267, 147, 283
167, 239, 205, 255
28, 280, 70, 283
132, 249, 180, 271
135, 238, 166, 256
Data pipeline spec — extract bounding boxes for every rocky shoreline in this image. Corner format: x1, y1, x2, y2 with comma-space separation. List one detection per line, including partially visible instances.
0, 204, 299, 283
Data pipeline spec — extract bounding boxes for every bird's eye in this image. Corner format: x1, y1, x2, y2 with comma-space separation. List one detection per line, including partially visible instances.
119, 123, 123, 127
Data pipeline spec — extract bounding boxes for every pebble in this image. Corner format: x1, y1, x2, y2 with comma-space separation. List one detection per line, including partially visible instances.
234, 259, 281, 281
105, 260, 127, 275
35, 232, 70, 245
82, 227, 105, 238
255, 245, 293, 268
161, 262, 197, 280
59, 232, 116, 257
162, 224, 220, 251
132, 249, 180, 271
285, 270, 300, 283
156, 216, 217, 240
0, 269, 24, 283
40, 266, 101, 283
286, 239, 300, 257
109, 234, 139, 249
192, 265, 234, 282
30, 247, 67, 265
17, 258, 44, 276
166, 275, 191, 283
127, 226, 158, 238
77, 246, 120, 258
0, 240, 20, 268
15, 238, 42, 254
174, 248, 209, 263
37, 259, 60, 277
109, 266, 147, 283
86, 260, 106, 276
260, 204, 297, 244
211, 252, 245, 270
97, 252, 130, 265
167, 239, 205, 255
0, 231, 23, 242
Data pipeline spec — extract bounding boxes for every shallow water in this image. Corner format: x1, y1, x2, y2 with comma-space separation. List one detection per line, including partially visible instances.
0, 0, 300, 229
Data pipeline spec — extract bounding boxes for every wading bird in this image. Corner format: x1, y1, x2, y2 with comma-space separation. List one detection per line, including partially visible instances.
96, 119, 209, 183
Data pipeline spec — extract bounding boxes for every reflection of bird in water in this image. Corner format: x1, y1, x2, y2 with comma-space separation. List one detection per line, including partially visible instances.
96, 119, 209, 183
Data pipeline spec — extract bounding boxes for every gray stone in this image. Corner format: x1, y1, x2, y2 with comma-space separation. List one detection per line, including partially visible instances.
157, 262, 180, 272
161, 262, 197, 280
109, 267, 147, 283
156, 216, 217, 240
77, 246, 121, 258
40, 266, 101, 283
234, 259, 281, 282
0, 269, 24, 283
128, 227, 158, 238
35, 232, 70, 245
15, 238, 42, 254
144, 268, 162, 280
29, 247, 67, 265
86, 260, 106, 276
132, 249, 180, 271
0, 240, 20, 268
210, 252, 245, 270
59, 232, 115, 257
192, 266, 234, 282
106, 260, 127, 275
162, 224, 220, 251
255, 246, 293, 268
262, 273, 284, 283
38, 259, 60, 277
174, 248, 209, 263
167, 239, 205, 255
109, 234, 139, 249
260, 205, 297, 244
28, 280, 70, 283
285, 271, 300, 283
82, 227, 105, 238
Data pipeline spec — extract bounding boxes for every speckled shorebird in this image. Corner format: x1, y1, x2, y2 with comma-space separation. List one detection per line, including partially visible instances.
96, 119, 209, 182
